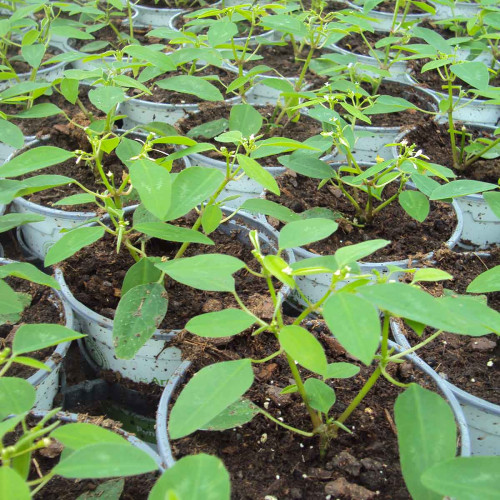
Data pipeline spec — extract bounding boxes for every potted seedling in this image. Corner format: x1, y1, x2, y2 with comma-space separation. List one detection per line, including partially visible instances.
160, 224, 499, 497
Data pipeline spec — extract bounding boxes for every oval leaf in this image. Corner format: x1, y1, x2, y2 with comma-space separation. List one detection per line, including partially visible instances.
186, 309, 256, 338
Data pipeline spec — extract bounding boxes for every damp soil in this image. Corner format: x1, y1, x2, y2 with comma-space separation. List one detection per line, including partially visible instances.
18, 129, 184, 212
243, 44, 329, 88
128, 66, 238, 104
342, 80, 436, 127
0, 87, 104, 136
136, 0, 218, 9
405, 121, 500, 184
409, 58, 500, 96
176, 102, 325, 167
0, 277, 64, 379
4, 414, 159, 499
60, 212, 282, 330
5, 46, 62, 75
266, 171, 457, 261
335, 30, 397, 57
302, 0, 349, 13
395, 247, 500, 404
355, 0, 430, 14
166, 319, 455, 500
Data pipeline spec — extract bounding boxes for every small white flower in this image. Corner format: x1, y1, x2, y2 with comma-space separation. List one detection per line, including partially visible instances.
401, 139, 408, 147
283, 265, 293, 275
414, 149, 423, 158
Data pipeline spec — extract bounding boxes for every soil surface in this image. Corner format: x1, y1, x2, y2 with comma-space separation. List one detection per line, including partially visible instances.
176, 102, 325, 166
60, 211, 282, 330
0, 277, 64, 378
0, 88, 104, 136
136, 0, 218, 9
18, 129, 184, 212
128, 66, 238, 104
302, 0, 349, 13
357, 0, 430, 14
166, 319, 455, 500
266, 171, 457, 261
405, 121, 500, 184
5, 415, 159, 499
395, 247, 500, 404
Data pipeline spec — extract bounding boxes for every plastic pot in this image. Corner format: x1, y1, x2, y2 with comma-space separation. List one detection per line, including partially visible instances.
428, 0, 481, 20
0, 257, 76, 410
9, 133, 189, 260
393, 124, 500, 249
32, 409, 164, 468
391, 318, 500, 456
155, 341, 471, 468
55, 207, 294, 384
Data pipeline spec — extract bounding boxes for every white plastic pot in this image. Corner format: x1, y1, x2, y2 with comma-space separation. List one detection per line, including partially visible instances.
393, 124, 500, 249
155, 340, 471, 468
428, 0, 481, 20
0, 257, 76, 410
9, 134, 190, 260
55, 208, 294, 384
391, 318, 500, 456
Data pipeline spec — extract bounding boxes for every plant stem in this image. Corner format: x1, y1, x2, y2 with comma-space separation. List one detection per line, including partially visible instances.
258, 407, 314, 437
389, 329, 444, 361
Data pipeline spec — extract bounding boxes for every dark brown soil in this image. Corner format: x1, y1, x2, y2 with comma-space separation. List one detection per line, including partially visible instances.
136, 0, 218, 9
128, 66, 238, 104
360, 0, 430, 14
166, 319, 456, 500
18, 129, 184, 212
5, 414, 159, 499
266, 171, 457, 261
60, 212, 282, 330
405, 121, 500, 184
0, 277, 64, 378
395, 247, 500, 404
0, 88, 104, 136
73, 24, 157, 51
336, 30, 395, 57
176, 102, 325, 167
5, 46, 62, 75
243, 44, 328, 88
410, 59, 500, 95
302, 0, 349, 13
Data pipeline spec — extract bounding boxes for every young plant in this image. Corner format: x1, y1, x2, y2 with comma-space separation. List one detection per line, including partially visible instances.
166, 222, 500, 497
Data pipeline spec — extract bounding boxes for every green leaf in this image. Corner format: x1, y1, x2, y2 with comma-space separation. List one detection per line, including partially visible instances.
77, 479, 124, 500
15, 103, 62, 119
130, 159, 171, 219
157, 76, 223, 102
0, 119, 24, 149
421, 457, 500, 500
121, 258, 162, 296
54, 443, 157, 478
412, 27, 452, 54
0, 378, 36, 420
169, 359, 254, 439
394, 384, 457, 500
12, 324, 84, 356
262, 255, 296, 289
0, 415, 24, 441
164, 167, 225, 221
235, 154, 279, 195
279, 219, 338, 249
0, 292, 30, 326
451, 61, 490, 91
149, 454, 230, 500
430, 180, 497, 199
324, 362, 360, 379
229, 104, 262, 139
0, 467, 30, 500
135, 222, 213, 245
279, 325, 327, 375
278, 155, 333, 179
44, 226, 105, 267
467, 266, 500, 293
187, 119, 228, 140
51, 423, 126, 449
113, 283, 168, 360
202, 205, 222, 235
0, 280, 25, 315
123, 45, 175, 72
22, 43, 45, 69
304, 378, 335, 414
261, 14, 308, 38
399, 190, 430, 222
0, 147, 73, 178
60, 78, 79, 104
88, 87, 125, 114
483, 191, 500, 219
155, 254, 245, 292
208, 19, 238, 46
186, 309, 256, 338
323, 294, 380, 365
240, 199, 300, 223
202, 399, 259, 431
53, 193, 95, 206
333, 239, 390, 268
0, 262, 59, 288
412, 268, 453, 283
11, 356, 50, 372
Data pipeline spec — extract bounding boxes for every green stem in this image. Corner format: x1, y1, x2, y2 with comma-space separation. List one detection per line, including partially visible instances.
258, 407, 314, 437
389, 329, 443, 361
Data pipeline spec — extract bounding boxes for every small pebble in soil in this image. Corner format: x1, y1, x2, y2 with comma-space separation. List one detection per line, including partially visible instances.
471, 378, 476, 382
487, 360, 494, 367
